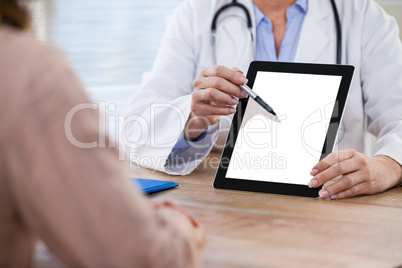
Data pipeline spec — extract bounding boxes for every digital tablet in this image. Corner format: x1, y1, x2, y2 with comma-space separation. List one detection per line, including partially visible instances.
213, 61, 354, 198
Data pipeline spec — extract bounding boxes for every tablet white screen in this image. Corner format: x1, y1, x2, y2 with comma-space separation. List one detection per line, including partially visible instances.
226, 71, 342, 185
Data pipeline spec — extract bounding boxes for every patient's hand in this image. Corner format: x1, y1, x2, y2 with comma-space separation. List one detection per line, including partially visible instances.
308, 149, 402, 199
154, 201, 204, 265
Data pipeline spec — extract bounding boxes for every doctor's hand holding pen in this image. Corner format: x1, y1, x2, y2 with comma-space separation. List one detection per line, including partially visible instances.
183, 65, 249, 141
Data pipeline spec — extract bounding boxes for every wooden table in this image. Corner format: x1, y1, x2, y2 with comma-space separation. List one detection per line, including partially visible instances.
128, 152, 402, 268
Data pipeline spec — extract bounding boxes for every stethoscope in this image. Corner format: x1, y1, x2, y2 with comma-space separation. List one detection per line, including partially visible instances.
211, 0, 342, 64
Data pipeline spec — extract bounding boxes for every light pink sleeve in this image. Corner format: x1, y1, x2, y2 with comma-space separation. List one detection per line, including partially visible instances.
4, 40, 201, 268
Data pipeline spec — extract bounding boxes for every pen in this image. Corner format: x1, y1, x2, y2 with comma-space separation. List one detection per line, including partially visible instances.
239, 84, 278, 116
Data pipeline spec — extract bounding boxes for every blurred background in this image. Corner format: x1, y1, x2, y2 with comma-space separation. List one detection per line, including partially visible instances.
31, 0, 402, 141
31, 0, 184, 142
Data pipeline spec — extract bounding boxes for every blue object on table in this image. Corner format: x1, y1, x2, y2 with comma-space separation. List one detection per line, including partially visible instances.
130, 178, 179, 194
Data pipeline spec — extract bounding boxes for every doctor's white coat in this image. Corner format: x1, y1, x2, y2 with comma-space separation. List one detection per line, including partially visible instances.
123, 0, 402, 175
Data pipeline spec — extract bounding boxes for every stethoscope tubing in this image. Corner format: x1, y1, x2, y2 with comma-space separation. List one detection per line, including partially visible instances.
211, 0, 342, 65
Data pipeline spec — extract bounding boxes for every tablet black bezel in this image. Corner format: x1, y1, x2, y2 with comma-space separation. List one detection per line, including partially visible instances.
213, 61, 355, 198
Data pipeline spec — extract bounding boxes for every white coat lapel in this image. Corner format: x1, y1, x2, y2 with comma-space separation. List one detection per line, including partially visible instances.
295, 0, 333, 63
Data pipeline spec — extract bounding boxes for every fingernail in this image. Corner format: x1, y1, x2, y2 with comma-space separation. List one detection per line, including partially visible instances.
310, 168, 319, 176
308, 179, 318, 188
331, 194, 338, 200
232, 98, 238, 105
230, 107, 236, 113
235, 69, 244, 74
319, 190, 329, 198
239, 76, 247, 84
240, 91, 248, 98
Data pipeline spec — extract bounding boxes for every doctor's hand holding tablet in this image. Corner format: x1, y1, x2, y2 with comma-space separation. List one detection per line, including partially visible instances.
310, 150, 402, 199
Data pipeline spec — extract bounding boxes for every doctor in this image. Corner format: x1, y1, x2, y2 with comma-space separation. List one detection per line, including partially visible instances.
123, 0, 402, 199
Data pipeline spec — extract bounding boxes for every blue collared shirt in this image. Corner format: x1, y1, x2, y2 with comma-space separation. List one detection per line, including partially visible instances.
170, 0, 308, 156
254, 0, 308, 62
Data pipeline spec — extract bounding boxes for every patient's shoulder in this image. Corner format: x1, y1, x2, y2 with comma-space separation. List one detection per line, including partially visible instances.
0, 26, 69, 78
0, 26, 79, 128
